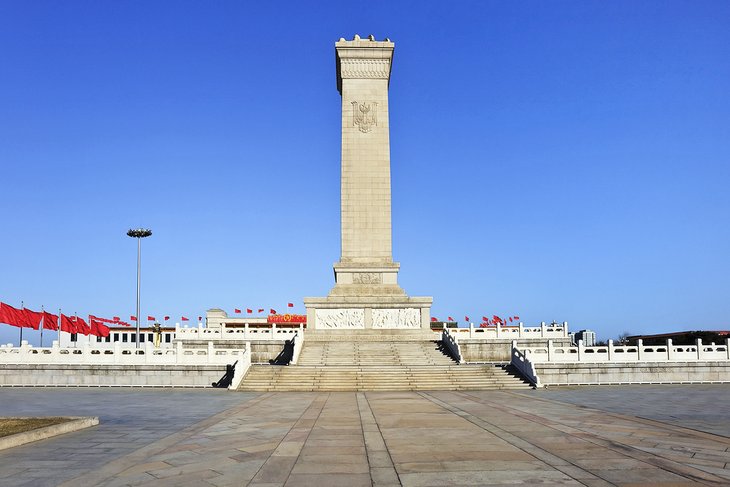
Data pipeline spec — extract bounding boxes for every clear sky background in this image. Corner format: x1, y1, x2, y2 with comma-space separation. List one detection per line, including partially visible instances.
1, 1, 728, 346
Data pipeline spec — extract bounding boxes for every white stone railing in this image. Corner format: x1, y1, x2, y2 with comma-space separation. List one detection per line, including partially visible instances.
520, 338, 730, 363
446, 322, 569, 340
291, 330, 304, 365
441, 327, 463, 364
175, 323, 303, 341
510, 342, 540, 387
0, 340, 250, 366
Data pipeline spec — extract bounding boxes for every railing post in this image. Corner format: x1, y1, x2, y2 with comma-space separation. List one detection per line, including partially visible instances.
637, 339, 643, 361
563, 321, 569, 337
697, 338, 703, 360
469, 322, 474, 338
496, 322, 501, 338
197, 322, 203, 339
114, 341, 121, 364
175, 340, 183, 364
272, 323, 277, 338
577, 339, 583, 362
299, 323, 304, 336
547, 339, 554, 362
207, 341, 215, 364
145, 341, 153, 364
244, 323, 249, 339
518, 322, 524, 338
607, 339, 613, 362
727, 338, 730, 360
667, 338, 674, 361
541, 322, 546, 338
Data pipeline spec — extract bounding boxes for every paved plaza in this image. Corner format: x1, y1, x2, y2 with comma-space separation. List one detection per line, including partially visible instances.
0, 386, 729, 486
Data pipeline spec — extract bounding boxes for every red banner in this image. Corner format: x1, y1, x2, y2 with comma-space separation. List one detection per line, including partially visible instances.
267, 314, 306, 324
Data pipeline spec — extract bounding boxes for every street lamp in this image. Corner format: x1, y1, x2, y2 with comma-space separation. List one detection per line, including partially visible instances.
127, 228, 152, 348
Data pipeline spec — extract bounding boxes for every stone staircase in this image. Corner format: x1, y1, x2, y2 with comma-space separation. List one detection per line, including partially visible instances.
238, 338, 531, 391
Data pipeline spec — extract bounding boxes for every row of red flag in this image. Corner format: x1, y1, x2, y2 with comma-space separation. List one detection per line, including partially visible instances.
432, 315, 521, 326
0, 302, 110, 337
0, 302, 204, 337
233, 303, 294, 315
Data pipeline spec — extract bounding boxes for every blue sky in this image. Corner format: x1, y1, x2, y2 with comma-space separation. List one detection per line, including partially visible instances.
1, 1, 728, 345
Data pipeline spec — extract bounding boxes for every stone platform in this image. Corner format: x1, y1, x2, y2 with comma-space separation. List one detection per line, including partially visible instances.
2, 386, 730, 486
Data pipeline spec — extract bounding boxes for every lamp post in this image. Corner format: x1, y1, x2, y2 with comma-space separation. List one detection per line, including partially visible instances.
127, 228, 152, 348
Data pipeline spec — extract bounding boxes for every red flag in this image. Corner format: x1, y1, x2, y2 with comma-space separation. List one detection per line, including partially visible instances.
270, 309, 277, 314
130, 315, 137, 321
465, 316, 470, 322
514, 316, 520, 320
258, 308, 264, 313
448, 316, 454, 322
288, 303, 294, 308
113, 316, 120, 321
42, 311, 59, 331
23, 308, 44, 330
0, 303, 34, 329
147, 316, 155, 321
493, 315, 502, 324
479, 322, 489, 328
247, 309, 252, 314
198, 316, 202, 321
234, 308, 241, 314
482, 316, 488, 322
60, 314, 76, 333
89, 317, 110, 337
78, 316, 91, 335
181, 316, 189, 321
164, 316, 170, 321
431, 317, 438, 322
509, 317, 513, 322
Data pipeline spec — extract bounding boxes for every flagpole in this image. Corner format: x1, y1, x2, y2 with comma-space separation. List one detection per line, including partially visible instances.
58, 308, 62, 344
40, 305, 44, 347
19, 300, 24, 345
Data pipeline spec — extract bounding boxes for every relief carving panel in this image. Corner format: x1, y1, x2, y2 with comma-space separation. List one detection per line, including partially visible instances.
372, 308, 421, 329
315, 308, 365, 329
352, 272, 382, 284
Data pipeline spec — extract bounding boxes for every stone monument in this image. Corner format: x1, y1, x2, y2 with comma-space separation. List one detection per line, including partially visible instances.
304, 35, 433, 330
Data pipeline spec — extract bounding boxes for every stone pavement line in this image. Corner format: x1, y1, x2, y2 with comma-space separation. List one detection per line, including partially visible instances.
57, 392, 271, 487
357, 392, 400, 486
433, 390, 726, 486
482, 390, 730, 484
282, 392, 372, 487
368, 392, 581, 487
418, 392, 613, 487
500, 390, 730, 483
248, 392, 330, 485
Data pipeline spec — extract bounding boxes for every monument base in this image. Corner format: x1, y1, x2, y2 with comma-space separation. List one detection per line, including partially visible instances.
303, 296, 433, 330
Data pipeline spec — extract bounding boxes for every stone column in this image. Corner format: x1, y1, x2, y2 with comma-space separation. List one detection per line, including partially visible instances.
331, 35, 404, 297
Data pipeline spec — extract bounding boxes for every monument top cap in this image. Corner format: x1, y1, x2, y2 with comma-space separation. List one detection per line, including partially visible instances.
335, 34, 394, 48
335, 35, 394, 93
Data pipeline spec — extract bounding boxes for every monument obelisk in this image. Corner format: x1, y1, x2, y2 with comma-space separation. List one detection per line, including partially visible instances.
304, 35, 433, 330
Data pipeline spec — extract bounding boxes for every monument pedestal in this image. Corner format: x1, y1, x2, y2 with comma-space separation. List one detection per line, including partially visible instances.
304, 296, 432, 330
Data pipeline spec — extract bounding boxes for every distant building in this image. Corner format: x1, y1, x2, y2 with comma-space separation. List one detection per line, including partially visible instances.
627, 330, 730, 346
574, 329, 596, 347
60, 326, 176, 348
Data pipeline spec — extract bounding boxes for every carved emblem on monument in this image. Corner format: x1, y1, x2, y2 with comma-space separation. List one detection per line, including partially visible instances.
352, 101, 378, 133
352, 272, 382, 284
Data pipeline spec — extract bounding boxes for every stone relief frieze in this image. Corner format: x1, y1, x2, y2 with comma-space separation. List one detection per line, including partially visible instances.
372, 308, 420, 329
316, 308, 365, 329
352, 272, 382, 284
339, 59, 391, 79
352, 101, 378, 133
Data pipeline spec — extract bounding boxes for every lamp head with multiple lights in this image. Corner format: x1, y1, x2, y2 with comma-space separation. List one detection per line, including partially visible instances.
127, 228, 152, 238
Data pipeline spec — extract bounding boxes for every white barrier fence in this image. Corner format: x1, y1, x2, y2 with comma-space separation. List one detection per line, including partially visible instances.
175, 323, 303, 341
0, 340, 250, 366
441, 327, 463, 363
447, 322, 569, 340
519, 338, 730, 363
